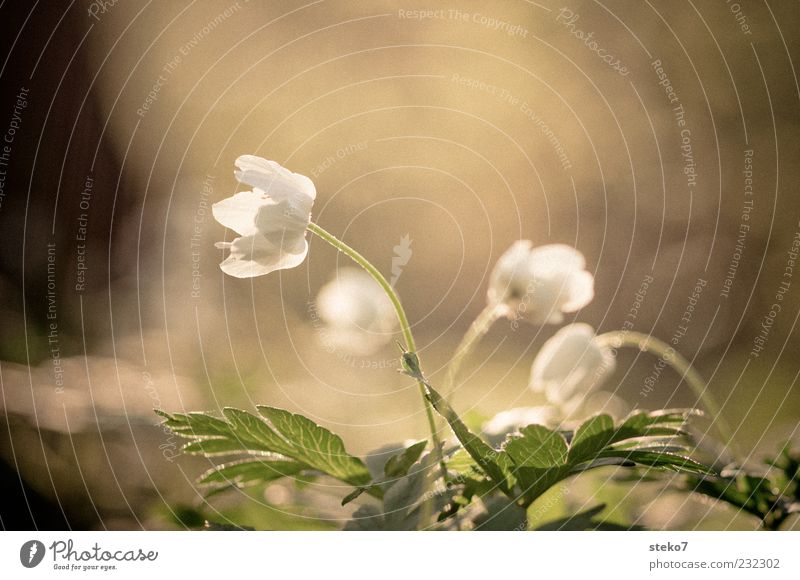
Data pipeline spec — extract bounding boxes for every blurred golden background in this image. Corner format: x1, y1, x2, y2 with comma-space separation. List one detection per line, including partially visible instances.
0, 0, 798, 529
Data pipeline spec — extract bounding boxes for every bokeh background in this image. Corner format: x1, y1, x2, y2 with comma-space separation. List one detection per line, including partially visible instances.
0, 0, 798, 530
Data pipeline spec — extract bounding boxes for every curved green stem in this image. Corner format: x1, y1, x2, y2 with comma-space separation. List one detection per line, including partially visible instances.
307, 222, 446, 477
443, 303, 501, 401
595, 330, 734, 449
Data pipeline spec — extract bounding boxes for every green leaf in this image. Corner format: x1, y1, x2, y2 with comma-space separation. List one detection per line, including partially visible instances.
614, 409, 696, 438
502, 426, 570, 504
158, 410, 233, 438
384, 440, 427, 479
198, 459, 307, 487
598, 450, 712, 475
341, 487, 368, 506
340, 440, 427, 506
399, 348, 515, 494
505, 409, 714, 507
568, 414, 615, 463
257, 406, 372, 486
446, 449, 480, 475
344, 452, 444, 531
157, 407, 372, 488
514, 466, 571, 505
222, 408, 294, 455
424, 383, 515, 494
504, 425, 568, 468
181, 439, 256, 456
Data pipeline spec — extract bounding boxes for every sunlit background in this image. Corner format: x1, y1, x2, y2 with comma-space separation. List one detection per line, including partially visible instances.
1, 0, 798, 530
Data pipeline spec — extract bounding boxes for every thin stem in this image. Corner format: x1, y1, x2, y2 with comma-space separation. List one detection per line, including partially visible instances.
595, 330, 734, 449
443, 303, 501, 400
307, 222, 447, 478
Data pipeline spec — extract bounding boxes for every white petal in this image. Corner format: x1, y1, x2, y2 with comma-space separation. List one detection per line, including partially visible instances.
523, 277, 566, 324
488, 241, 595, 325
218, 233, 308, 278
542, 309, 565, 325
252, 195, 312, 237
212, 190, 273, 237
530, 323, 613, 404
529, 244, 586, 273
234, 155, 316, 202
562, 270, 595, 312
530, 323, 594, 392
487, 240, 534, 308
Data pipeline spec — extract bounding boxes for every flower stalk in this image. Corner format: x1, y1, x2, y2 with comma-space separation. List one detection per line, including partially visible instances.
306, 222, 447, 477
595, 330, 734, 449
442, 303, 501, 400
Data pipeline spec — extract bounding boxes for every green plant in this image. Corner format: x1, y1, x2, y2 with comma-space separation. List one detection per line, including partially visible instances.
156, 155, 721, 530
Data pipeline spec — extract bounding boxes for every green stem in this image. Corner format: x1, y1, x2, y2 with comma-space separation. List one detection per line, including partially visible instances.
443, 303, 501, 401
307, 222, 447, 478
595, 330, 734, 449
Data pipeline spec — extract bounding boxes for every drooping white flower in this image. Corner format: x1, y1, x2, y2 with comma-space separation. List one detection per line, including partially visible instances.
530, 323, 615, 405
315, 268, 397, 355
488, 241, 594, 325
213, 155, 316, 278
482, 406, 558, 437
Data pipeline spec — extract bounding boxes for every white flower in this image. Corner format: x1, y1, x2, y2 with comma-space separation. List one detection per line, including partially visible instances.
530, 323, 615, 405
482, 406, 558, 437
315, 268, 397, 355
213, 155, 316, 278
488, 241, 594, 325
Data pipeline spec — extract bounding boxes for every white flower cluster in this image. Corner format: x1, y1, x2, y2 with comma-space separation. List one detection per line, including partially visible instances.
482, 240, 616, 434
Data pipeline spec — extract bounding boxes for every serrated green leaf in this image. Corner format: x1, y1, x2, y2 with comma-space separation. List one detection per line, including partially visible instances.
344, 452, 444, 531
384, 440, 427, 479
446, 449, 480, 475
256, 406, 372, 486
425, 383, 514, 494
163, 412, 233, 437
505, 409, 714, 507
222, 408, 294, 455
599, 450, 713, 475
181, 439, 263, 456
618, 409, 695, 433
611, 443, 686, 453
602, 411, 694, 450
514, 466, 571, 505
504, 425, 568, 468
568, 457, 636, 475
158, 407, 372, 488
567, 414, 615, 463
198, 459, 307, 487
